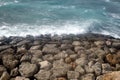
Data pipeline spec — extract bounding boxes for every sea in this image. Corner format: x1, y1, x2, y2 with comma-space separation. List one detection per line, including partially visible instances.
0, 0, 120, 38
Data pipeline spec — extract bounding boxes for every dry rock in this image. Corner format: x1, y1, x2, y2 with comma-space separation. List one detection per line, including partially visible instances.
103, 71, 120, 80
0, 65, 7, 76
19, 62, 38, 77
67, 71, 80, 79
15, 76, 30, 80
2, 54, 18, 70
10, 67, 19, 77
80, 73, 95, 80
102, 63, 112, 74
72, 41, 81, 46
30, 45, 41, 50
106, 54, 118, 65
75, 58, 88, 66
92, 62, 102, 76
75, 65, 85, 75
34, 70, 51, 80
39, 61, 52, 70
0, 71, 10, 80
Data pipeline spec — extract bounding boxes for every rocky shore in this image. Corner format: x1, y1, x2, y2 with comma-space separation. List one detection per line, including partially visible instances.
0, 33, 120, 80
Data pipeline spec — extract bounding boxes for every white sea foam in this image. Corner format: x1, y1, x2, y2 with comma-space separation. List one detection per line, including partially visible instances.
0, 20, 97, 37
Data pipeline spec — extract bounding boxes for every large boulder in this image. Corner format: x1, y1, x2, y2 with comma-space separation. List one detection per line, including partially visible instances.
2, 54, 19, 70
19, 62, 38, 77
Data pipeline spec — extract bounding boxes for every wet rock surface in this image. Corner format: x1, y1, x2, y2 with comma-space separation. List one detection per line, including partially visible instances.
0, 33, 120, 80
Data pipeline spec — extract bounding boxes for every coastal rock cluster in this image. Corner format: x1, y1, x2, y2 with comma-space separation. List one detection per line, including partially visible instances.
0, 34, 120, 80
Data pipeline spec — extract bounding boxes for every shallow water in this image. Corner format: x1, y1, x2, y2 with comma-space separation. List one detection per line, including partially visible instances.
0, 0, 120, 38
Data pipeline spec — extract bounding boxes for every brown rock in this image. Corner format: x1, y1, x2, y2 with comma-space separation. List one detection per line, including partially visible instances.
34, 70, 51, 80
10, 67, 19, 77
15, 76, 30, 80
30, 45, 41, 50
67, 71, 80, 79
2, 54, 19, 70
19, 62, 38, 77
72, 41, 81, 46
57, 77, 67, 80
0, 65, 7, 76
103, 71, 120, 80
0, 71, 10, 80
65, 57, 72, 64
80, 73, 95, 80
106, 54, 118, 65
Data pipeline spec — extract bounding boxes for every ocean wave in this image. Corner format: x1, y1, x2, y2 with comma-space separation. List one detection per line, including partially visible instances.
0, 0, 19, 7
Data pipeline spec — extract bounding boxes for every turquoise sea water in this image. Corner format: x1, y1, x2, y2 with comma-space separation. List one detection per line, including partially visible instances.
0, 0, 120, 38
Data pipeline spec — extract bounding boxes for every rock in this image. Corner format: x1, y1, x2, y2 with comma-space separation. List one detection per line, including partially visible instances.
30, 50, 42, 57
67, 71, 80, 79
16, 40, 30, 46
0, 65, 7, 76
69, 54, 78, 61
75, 65, 85, 75
2, 54, 19, 70
10, 67, 19, 77
102, 63, 112, 74
52, 60, 72, 77
80, 73, 95, 80
66, 49, 75, 55
103, 71, 120, 80
109, 48, 117, 54
0, 71, 10, 80
17, 46, 28, 54
0, 45, 11, 51
43, 54, 54, 62
20, 53, 32, 62
72, 41, 81, 46
19, 62, 38, 77
75, 58, 88, 66
39, 61, 52, 70
15, 76, 30, 80
30, 50, 43, 63
60, 44, 73, 50
106, 40, 112, 46
106, 54, 118, 65
54, 51, 68, 60
52, 67, 69, 78
42, 44, 60, 54
30, 45, 41, 50
84, 65, 94, 73
34, 70, 51, 80
103, 46, 110, 54
96, 75, 103, 80
112, 42, 120, 48
116, 64, 120, 70
31, 57, 42, 64
74, 46, 84, 52
92, 62, 102, 76
57, 77, 67, 80
94, 41, 105, 47
33, 40, 41, 45
65, 57, 72, 64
